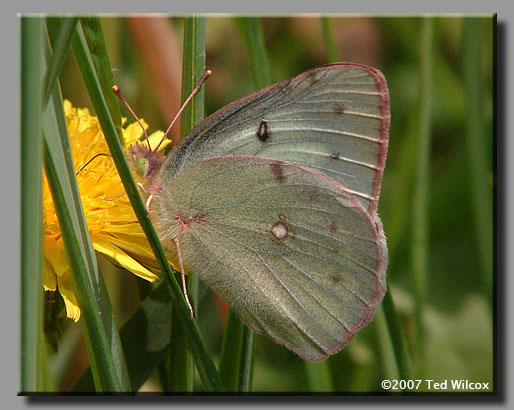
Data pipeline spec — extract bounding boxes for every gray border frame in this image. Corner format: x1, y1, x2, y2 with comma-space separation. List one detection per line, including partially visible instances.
8, 3, 511, 408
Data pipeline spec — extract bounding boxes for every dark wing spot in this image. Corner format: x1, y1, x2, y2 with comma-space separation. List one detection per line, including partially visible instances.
330, 152, 341, 160
334, 102, 346, 114
192, 213, 208, 224
331, 273, 343, 283
271, 163, 285, 183
257, 120, 270, 142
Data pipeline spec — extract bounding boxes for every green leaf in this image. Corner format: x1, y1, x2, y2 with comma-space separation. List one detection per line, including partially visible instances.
42, 29, 131, 393
163, 14, 207, 392
374, 305, 399, 382
462, 18, 493, 299
72, 280, 173, 392
43, 17, 78, 108
217, 16, 275, 393
321, 16, 341, 62
79, 16, 122, 141
381, 290, 413, 384
234, 17, 272, 89
218, 310, 244, 391
180, 16, 207, 140
219, 308, 257, 393
20, 15, 44, 393
304, 361, 333, 392
71, 17, 223, 392
411, 17, 434, 375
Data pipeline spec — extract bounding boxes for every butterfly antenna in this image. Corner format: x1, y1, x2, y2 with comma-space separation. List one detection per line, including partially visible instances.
76, 153, 112, 176
112, 85, 152, 150
104, 192, 127, 201
173, 238, 194, 319
77, 152, 129, 202
154, 69, 212, 153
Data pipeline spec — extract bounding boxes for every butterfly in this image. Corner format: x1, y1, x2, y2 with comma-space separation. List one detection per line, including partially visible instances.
123, 62, 389, 362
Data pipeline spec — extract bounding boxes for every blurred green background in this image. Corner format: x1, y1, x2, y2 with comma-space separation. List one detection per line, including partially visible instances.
41, 15, 494, 392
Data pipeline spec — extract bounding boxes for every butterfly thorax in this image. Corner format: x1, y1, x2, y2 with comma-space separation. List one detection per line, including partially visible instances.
128, 142, 165, 195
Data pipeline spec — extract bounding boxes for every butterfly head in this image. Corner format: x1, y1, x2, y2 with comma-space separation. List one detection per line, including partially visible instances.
128, 142, 165, 195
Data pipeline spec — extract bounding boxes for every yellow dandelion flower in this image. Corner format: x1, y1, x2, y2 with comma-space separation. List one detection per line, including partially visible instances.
43, 100, 171, 321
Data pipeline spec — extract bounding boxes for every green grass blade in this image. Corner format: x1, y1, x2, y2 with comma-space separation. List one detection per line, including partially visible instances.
218, 16, 274, 392
381, 290, 413, 383
234, 15, 273, 390
182, 14, 206, 390
163, 15, 207, 392
462, 18, 493, 299
317, 16, 411, 389
20, 15, 44, 393
72, 280, 173, 392
237, 326, 255, 392
234, 17, 272, 89
80, 16, 122, 139
374, 306, 399, 383
42, 35, 131, 393
219, 310, 256, 392
383, 29, 466, 262
71, 18, 223, 392
411, 17, 434, 374
304, 361, 333, 392
157, 323, 182, 391
42, 17, 78, 108
321, 16, 341, 62
180, 16, 206, 140
218, 310, 244, 391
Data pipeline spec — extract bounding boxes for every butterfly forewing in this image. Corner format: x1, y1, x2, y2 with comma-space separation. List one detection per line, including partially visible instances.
163, 63, 389, 216
152, 156, 387, 361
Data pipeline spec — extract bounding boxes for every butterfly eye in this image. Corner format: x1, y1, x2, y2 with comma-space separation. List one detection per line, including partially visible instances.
135, 157, 149, 177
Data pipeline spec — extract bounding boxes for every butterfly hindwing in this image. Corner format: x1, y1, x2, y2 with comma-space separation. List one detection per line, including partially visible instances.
152, 156, 387, 361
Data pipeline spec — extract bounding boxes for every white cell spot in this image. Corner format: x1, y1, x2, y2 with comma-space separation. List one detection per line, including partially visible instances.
271, 222, 288, 240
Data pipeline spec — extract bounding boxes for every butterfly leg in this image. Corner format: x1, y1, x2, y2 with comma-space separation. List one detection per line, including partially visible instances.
145, 193, 154, 213
173, 237, 194, 319
136, 182, 148, 195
